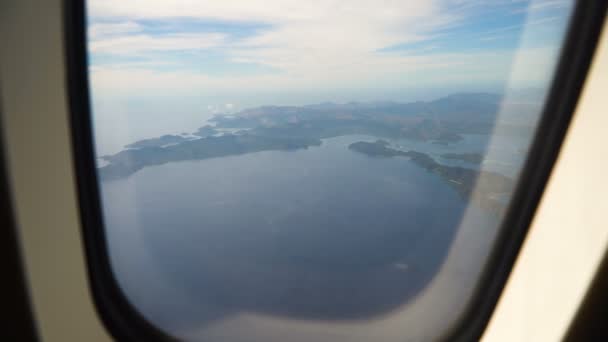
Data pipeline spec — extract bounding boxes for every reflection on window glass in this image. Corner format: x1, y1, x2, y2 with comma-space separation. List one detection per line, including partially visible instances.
87, 0, 573, 340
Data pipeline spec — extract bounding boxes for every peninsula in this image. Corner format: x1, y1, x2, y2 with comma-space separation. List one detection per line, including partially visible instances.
99, 134, 321, 180
349, 140, 514, 213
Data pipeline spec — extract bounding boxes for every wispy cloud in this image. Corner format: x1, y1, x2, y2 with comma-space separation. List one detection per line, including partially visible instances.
89, 33, 226, 55
477, 15, 562, 42
529, 0, 570, 11
512, 0, 570, 13
88, 21, 143, 39
87, 1, 451, 67
86, 0, 574, 102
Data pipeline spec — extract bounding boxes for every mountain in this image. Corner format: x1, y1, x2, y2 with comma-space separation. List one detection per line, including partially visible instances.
99, 93, 512, 181
209, 93, 503, 139
212, 93, 502, 126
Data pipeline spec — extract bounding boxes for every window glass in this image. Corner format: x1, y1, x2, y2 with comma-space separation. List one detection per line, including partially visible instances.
86, 1, 574, 340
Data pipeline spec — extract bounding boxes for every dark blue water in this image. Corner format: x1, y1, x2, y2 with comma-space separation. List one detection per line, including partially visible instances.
99, 135, 493, 339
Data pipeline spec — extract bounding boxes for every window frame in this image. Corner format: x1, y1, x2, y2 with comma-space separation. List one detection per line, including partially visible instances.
64, 0, 608, 340
0, 106, 40, 341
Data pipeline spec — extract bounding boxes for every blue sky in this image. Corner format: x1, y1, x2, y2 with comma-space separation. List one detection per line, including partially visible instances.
86, 0, 573, 154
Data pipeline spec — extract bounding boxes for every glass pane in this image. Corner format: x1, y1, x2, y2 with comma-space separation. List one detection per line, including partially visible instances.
86, 1, 574, 340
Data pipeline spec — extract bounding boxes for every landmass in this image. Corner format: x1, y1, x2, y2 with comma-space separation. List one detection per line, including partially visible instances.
440, 153, 484, 164
124, 134, 189, 149
210, 93, 505, 143
212, 93, 500, 128
99, 134, 321, 180
349, 140, 513, 213
96, 93, 525, 214
193, 125, 218, 137
99, 93, 520, 201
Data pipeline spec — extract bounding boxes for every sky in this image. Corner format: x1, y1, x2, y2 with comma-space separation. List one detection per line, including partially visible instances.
86, 0, 574, 155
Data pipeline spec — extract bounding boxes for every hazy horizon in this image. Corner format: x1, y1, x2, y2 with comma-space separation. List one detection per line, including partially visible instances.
87, 0, 572, 155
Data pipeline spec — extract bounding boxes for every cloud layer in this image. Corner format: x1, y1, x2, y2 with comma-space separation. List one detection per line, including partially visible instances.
87, 0, 573, 102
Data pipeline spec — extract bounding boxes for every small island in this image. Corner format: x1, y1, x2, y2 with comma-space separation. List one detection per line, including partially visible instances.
349, 140, 513, 213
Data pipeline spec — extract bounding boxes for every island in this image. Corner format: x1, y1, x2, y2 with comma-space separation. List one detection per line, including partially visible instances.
349, 140, 514, 213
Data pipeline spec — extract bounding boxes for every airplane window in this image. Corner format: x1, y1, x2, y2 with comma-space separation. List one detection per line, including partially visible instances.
82, 0, 576, 340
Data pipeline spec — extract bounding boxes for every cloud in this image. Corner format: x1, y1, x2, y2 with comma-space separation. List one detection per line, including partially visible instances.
477, 15, 562, 42
511, 0, 570, 13
528, 0, 570, 11
88, 21, 143, 39
86, 0, 573, 101
87, 0, 442, 25
89, 33, 227, 55
88, 48, 520, 97
86, 1, 453, 63
87, 0, 464, 80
